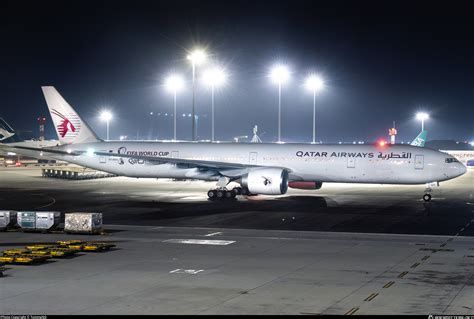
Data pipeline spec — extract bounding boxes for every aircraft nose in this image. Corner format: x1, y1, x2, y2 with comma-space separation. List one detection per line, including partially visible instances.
443, 161, 467, 180
451, 162, 467, 178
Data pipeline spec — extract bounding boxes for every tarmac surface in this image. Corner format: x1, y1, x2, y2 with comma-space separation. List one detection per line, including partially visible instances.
0, 166, 473, 314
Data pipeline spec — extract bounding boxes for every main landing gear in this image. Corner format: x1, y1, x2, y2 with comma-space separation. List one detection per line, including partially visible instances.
207, 186, 257, 200
207, 188, 240, 200
207, 177, 256, 200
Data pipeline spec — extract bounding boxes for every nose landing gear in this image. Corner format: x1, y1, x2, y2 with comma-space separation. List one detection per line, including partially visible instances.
422, 183, 436, 202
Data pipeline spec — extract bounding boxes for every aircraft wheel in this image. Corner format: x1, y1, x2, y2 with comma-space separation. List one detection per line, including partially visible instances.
224, 190, 233, 199
423, 194, 432, 202
233, 187, 242, 195
216, 190, 225, 199
231, 188, 240, 197
241, 187, 249, 196
207, 190, 217, 200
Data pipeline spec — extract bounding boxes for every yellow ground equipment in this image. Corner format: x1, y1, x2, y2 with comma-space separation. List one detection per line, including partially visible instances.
3, 249, 30, 256
0, 254, 47, 265
26, 244, 57, 250
1, 240, 116, 266
57, 240, 115, 252
0, 256, 15, 264
82, 242, 116, 251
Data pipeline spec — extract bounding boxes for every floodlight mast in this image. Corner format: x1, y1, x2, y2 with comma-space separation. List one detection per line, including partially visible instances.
165, 74, 184, 140
305, 74, 324, 144
187, 49, 207, 141
203, 67, 227, 142
416, 112, 429, 131
270, 64, 290, 143
99, 110, 113, 140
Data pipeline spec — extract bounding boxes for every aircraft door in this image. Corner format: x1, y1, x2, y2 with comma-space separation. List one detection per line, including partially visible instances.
171, 151, 179, 158
347, 157, 355, 168
249, 152, 258, 165
414, 155, 424, 169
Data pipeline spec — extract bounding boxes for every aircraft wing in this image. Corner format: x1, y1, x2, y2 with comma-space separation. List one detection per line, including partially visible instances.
93, 151, 261, 172
3, 145, 287, 176
2, 145, 82, 156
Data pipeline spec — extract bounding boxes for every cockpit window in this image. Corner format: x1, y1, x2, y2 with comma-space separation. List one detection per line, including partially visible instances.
445, 158, 459, 163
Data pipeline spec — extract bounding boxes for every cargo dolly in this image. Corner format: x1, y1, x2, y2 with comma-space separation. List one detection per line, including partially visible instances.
0, 240, 116, 266
57, 240, 116, 252
0, 254, 49, 265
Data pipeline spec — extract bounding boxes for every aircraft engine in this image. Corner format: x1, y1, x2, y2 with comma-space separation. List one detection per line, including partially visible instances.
241, 168, 289, 195
288, 181, 323, 190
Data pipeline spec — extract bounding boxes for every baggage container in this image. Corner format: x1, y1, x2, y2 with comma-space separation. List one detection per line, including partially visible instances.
0, 211, 17, 230
36, 212, 61, 230
18, 211, 61, 231
17, 211, 36, 229
64, 212, 103, 233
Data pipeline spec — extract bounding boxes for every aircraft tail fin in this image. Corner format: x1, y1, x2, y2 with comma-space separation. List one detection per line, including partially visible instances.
0, 118, 23, 143
410, 130, 427, 147
41, 86, 101, 144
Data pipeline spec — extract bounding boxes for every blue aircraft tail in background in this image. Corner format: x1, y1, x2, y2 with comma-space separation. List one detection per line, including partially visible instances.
0, 118, 23, 143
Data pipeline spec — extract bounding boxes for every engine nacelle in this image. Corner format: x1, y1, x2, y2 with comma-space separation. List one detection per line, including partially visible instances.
288, 181, 323, 190
242, 168, 289, 195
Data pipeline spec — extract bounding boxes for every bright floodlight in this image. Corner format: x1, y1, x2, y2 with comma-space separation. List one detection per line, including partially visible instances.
165, 74, 184, 93
187, 49, 207, 65
416, 112, 429, 121
305, 74, 324, 92
100, 110, 112, 122
202, 67, 227, 88
270, 64, 290, 85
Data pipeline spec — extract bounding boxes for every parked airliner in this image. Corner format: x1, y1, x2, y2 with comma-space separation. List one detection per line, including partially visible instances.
2, 87, 467, 201
0, 117, 58, 160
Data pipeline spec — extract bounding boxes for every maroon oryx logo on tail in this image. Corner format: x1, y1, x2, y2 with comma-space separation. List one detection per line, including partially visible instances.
50, 109, 77, 138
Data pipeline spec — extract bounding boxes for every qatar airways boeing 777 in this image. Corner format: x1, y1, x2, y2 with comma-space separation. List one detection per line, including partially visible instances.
2, 87, 467, 201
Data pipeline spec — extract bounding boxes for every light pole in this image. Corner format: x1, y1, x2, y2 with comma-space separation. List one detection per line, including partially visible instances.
99, 110, 112, 140
305, 74, 324, 144
270, 64, 290, 143
165, 74, 184, 141
187, 49, 207, 141
416, 112, 429, 131
202, 67, 227, 142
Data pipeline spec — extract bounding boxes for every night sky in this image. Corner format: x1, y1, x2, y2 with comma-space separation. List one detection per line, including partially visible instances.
1, 0, 473, 143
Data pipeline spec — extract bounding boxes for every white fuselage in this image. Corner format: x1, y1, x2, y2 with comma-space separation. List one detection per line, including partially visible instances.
44, 142, 466, 185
